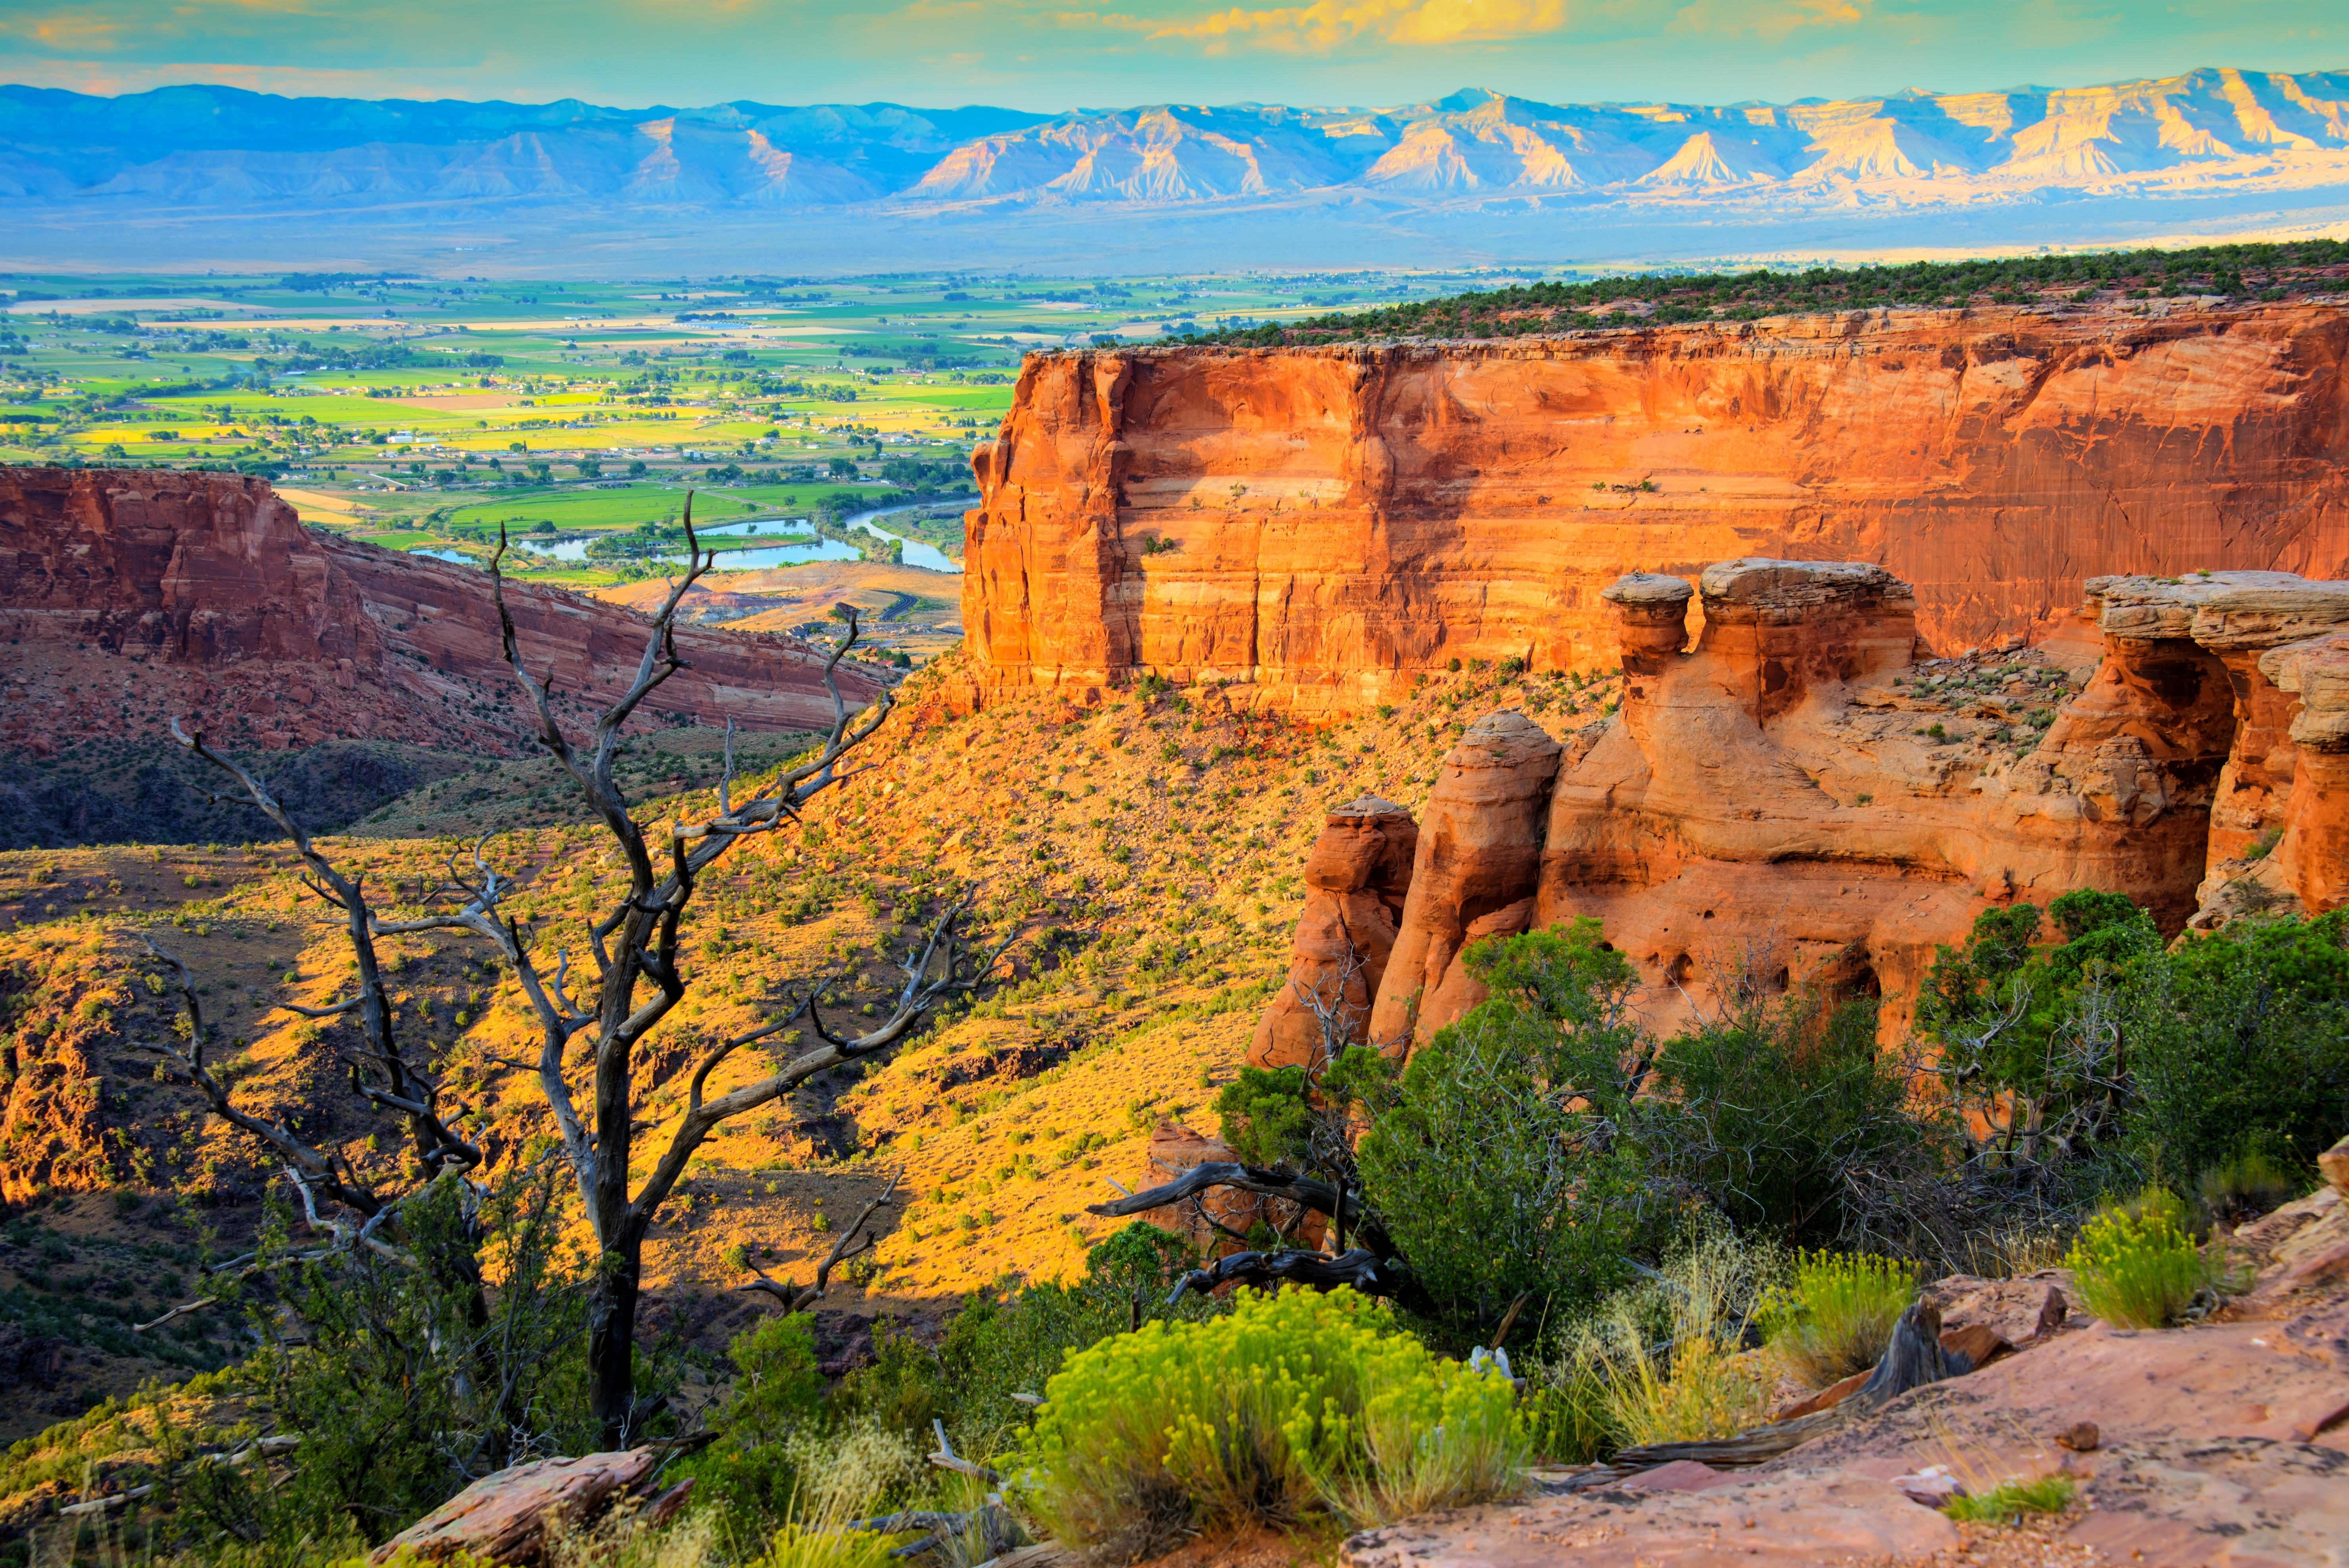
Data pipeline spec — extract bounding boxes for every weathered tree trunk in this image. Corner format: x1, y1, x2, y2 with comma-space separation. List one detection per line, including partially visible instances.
1846, 1298, 1949, 1414
587, 1263, 641, 1445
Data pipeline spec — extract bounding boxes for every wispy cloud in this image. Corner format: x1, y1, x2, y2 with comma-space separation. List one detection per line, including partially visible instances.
1, 10, 132, 51
1668, 0, 1879, 42
1153, 0, 1566, 54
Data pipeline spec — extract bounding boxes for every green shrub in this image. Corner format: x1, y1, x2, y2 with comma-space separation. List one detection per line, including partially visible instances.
1916, 893, 2158, 1173
677, 1313, 828, 1534
1353, 920, 1660, 1340
1755, 1251, 1919, 1389
1543, 1228, 1781, 1452
1651, 986, 1925, 1245
1519, 1357, 1612, 1465
748, 1524, 897, 1568
833, 1223, 1215, 1464
2063, 1190, 2215, 1328
1944, 1474, 2075, 1522
1213, 1063, 1315, 1168
182, 1171, 592, 1552
1016, 1286, 1522, 1558
2196, 1144, 2301, 1227
2129, 912, 2349, 1177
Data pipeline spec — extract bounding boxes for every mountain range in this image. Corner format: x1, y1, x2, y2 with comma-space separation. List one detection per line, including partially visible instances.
4, 67, 2347, 272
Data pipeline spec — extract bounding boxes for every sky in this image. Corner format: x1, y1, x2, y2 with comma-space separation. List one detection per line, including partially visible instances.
0, 0, 2341, 112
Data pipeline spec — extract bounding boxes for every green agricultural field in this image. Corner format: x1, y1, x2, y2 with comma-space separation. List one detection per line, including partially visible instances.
440, 485, 760, 532
2, 264, 1441, 591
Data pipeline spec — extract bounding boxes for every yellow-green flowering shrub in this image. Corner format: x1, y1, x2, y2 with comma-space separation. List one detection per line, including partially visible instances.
1754, 1250, 1919, 1388
1014, 1286, 1522, 1557
2065, 1189, 2215, 1328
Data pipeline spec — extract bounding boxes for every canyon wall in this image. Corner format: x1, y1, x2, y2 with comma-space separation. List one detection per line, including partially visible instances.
964, 304, 2349, 711
1258, 557, 2349, 1056
0, 468, 880, 755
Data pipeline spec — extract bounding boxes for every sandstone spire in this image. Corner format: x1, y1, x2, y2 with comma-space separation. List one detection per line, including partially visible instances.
1366, 711, 1563, 1055
1248, 796, 1419, 1072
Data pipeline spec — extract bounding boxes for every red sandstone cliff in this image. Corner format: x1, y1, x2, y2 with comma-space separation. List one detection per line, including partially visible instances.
964, 304, 2349, 710
0, 468, 881, 755
1268, 556, 2349, 1052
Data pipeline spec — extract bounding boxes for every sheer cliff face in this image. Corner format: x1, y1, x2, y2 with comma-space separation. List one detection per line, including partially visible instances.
0, 469, 879, 753
964, 305, 2349, 710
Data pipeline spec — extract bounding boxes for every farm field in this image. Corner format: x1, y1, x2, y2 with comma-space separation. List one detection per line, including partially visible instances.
0, 267, 1443, 616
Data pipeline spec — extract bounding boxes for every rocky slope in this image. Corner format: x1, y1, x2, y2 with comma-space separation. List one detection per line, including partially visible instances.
1345, 1161, 2349, 1568
962, 302, 2349, 711
0, 468, 882, 759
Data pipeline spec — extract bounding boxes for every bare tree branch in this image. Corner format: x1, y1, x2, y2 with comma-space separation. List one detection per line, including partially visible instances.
738, 1168, 904, 1312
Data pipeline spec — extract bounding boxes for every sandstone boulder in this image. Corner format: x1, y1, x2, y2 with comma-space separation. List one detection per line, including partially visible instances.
2322, 1133, 2349, 1199
1249, 796, 1417, 1071
1368, 711, 1561, 1054
1138, 1122, 1274, 1253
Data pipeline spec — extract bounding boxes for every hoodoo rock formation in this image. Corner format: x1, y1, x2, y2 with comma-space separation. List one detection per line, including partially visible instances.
0, 468, 881, 753
1248, 796, 1416, 1071
1366, 711, 1560, 1052
964, 305, 2349, 710
1261, 556, 2349, 1049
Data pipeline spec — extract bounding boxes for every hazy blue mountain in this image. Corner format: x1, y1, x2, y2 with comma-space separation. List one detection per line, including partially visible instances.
3, 69, 2345, 271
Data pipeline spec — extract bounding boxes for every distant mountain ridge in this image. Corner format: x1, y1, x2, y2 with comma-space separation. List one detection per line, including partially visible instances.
4, 67, 2347, 270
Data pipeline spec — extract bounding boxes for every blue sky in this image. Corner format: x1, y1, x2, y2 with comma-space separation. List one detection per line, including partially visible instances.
1, 0, 2340, 110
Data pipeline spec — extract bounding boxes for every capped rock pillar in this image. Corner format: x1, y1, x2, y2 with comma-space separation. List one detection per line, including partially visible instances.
1249, 796, 1419, 1072
2263, 632, 2349, 914
1603, 572, 1695, 679
1367, 711, 1563, 1056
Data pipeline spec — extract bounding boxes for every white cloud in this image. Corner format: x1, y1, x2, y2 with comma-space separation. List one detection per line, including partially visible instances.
1153, 0, 1566, 54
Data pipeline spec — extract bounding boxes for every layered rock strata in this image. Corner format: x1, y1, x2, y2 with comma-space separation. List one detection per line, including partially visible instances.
0, 468, 881, 754
1262, 556, 2349, 1051
965, 305, 2349, 710
1248, 796, 1417, 1071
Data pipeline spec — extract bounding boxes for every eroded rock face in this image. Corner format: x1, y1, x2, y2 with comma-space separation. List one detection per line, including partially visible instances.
2057, 573, 2349, 925
1366, 711, 1560, 1054
965, 307, 2349, 709
1257, 556, 2349, 1057
0, 468, 881, 754
1249, 797, 1417, 1071
2263, 631, 2349, 916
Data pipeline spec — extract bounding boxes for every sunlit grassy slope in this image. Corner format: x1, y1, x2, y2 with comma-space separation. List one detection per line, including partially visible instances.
0, 654, 1625, 1434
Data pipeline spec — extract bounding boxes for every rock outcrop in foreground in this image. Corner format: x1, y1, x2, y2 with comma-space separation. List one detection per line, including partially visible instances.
1257, 557, 2349, 1053
964, 305, 2349, 710
1345, 1151, 2349, 1568
0, 468, 880, 755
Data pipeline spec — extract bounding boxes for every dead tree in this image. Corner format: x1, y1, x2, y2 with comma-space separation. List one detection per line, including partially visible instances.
157, 502, 1016, 1446
136, 749, 484, 1219
427, 512, 1014, 1443
737, 1167, 902, 1313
